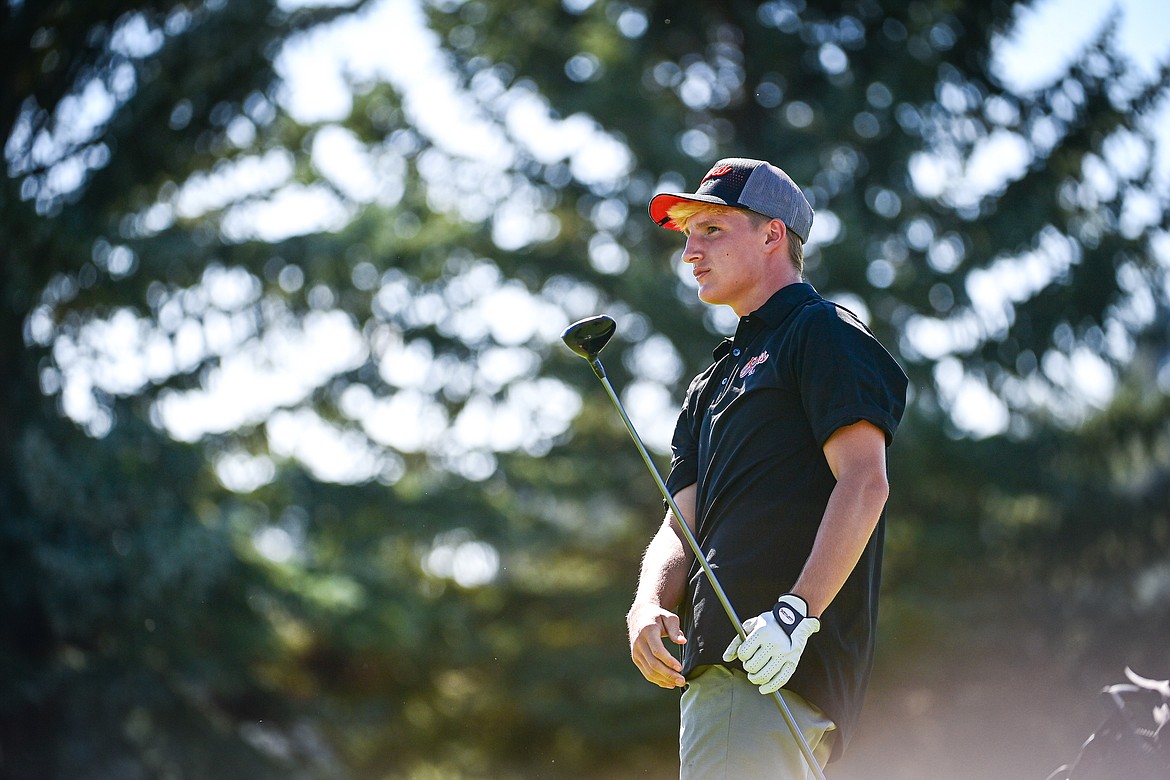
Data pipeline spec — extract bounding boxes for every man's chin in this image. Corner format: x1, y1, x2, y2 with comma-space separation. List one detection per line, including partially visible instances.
696, 287, 720, 306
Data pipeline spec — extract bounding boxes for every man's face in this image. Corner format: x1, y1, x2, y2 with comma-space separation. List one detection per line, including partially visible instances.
680, 208, 776, 315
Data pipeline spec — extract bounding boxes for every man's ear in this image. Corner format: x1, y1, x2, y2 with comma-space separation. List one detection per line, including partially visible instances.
763, 218, 788, 249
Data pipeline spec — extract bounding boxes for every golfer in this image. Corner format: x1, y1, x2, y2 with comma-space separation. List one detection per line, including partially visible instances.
627, 158, 908, 777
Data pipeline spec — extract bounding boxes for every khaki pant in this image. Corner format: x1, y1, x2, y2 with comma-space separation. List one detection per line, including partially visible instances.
680, 665, 835, 779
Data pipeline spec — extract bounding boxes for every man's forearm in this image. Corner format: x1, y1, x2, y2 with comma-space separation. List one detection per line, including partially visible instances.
627, 485, 699, 689
792, 421, 890, 616
631, 483, 698, 611
632, 516, 691, 612
791, 469, 888, 616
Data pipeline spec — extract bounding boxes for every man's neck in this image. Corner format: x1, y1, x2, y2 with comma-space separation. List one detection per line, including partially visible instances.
731, 274, 803, 318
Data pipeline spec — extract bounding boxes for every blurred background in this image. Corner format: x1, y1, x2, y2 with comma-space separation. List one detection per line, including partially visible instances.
3, 0, 1169, 777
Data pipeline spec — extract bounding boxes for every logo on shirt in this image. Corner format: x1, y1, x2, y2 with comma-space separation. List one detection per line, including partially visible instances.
739, 350, 769, 379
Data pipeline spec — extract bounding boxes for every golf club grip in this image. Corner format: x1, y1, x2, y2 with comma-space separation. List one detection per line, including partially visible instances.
593, 367, 827, 780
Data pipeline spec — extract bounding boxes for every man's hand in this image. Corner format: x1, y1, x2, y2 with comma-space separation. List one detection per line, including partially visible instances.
722, 594, 820, 695
627, 603, 688, 689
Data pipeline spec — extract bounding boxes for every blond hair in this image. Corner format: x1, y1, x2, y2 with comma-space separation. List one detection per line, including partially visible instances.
666, 202, 804, 275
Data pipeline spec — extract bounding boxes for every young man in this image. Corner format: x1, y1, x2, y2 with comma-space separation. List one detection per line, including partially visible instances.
628, 158, 908, 777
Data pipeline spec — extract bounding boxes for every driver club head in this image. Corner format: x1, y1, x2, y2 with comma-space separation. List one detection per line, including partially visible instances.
561, 315, 617, 361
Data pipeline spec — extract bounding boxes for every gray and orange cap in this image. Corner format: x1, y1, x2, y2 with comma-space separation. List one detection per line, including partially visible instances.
648, 158, 814, 243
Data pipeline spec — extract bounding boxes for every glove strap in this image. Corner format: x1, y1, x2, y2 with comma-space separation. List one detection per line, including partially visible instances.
772, 594, 809, 639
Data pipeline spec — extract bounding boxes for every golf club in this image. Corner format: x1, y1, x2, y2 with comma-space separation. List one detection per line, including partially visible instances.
561, 314, 827, 780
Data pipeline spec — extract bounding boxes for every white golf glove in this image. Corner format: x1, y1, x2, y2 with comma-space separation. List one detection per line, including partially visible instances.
722, 594, 820, 695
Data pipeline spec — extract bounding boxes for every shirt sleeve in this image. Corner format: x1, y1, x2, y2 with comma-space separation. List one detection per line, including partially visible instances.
664, 369, 709, 498
794, 303, 908, 447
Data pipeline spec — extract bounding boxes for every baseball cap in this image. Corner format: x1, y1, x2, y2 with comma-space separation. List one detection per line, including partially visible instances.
648, 158, 814, 242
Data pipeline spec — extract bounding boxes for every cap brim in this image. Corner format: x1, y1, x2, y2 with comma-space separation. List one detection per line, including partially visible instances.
648, 192, 735, 231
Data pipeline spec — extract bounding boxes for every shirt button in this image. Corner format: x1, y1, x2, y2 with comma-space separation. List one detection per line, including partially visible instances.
721, 378, 728, 385
732, 348, 741, 357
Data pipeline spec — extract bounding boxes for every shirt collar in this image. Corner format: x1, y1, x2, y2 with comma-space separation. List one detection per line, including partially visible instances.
713, 282, 818, 359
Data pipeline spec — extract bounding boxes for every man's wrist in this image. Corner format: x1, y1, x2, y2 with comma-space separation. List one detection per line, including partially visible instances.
776, 593, 809, 614
627, 599, 665, 622
773, 593, 818, 636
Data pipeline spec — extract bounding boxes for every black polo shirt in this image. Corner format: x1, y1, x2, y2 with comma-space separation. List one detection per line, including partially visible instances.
665, 282, 907, 760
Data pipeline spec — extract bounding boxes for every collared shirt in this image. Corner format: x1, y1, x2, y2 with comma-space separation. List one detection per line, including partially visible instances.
664, 282, 908, 760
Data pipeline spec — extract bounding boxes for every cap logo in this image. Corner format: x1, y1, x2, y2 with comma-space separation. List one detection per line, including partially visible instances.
701, 164, 733, 183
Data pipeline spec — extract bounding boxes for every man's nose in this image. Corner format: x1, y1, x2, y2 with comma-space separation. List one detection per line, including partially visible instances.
682, 234, 700, 264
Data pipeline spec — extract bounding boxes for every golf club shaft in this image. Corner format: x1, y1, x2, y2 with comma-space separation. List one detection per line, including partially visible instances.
587, 357, 827, 780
